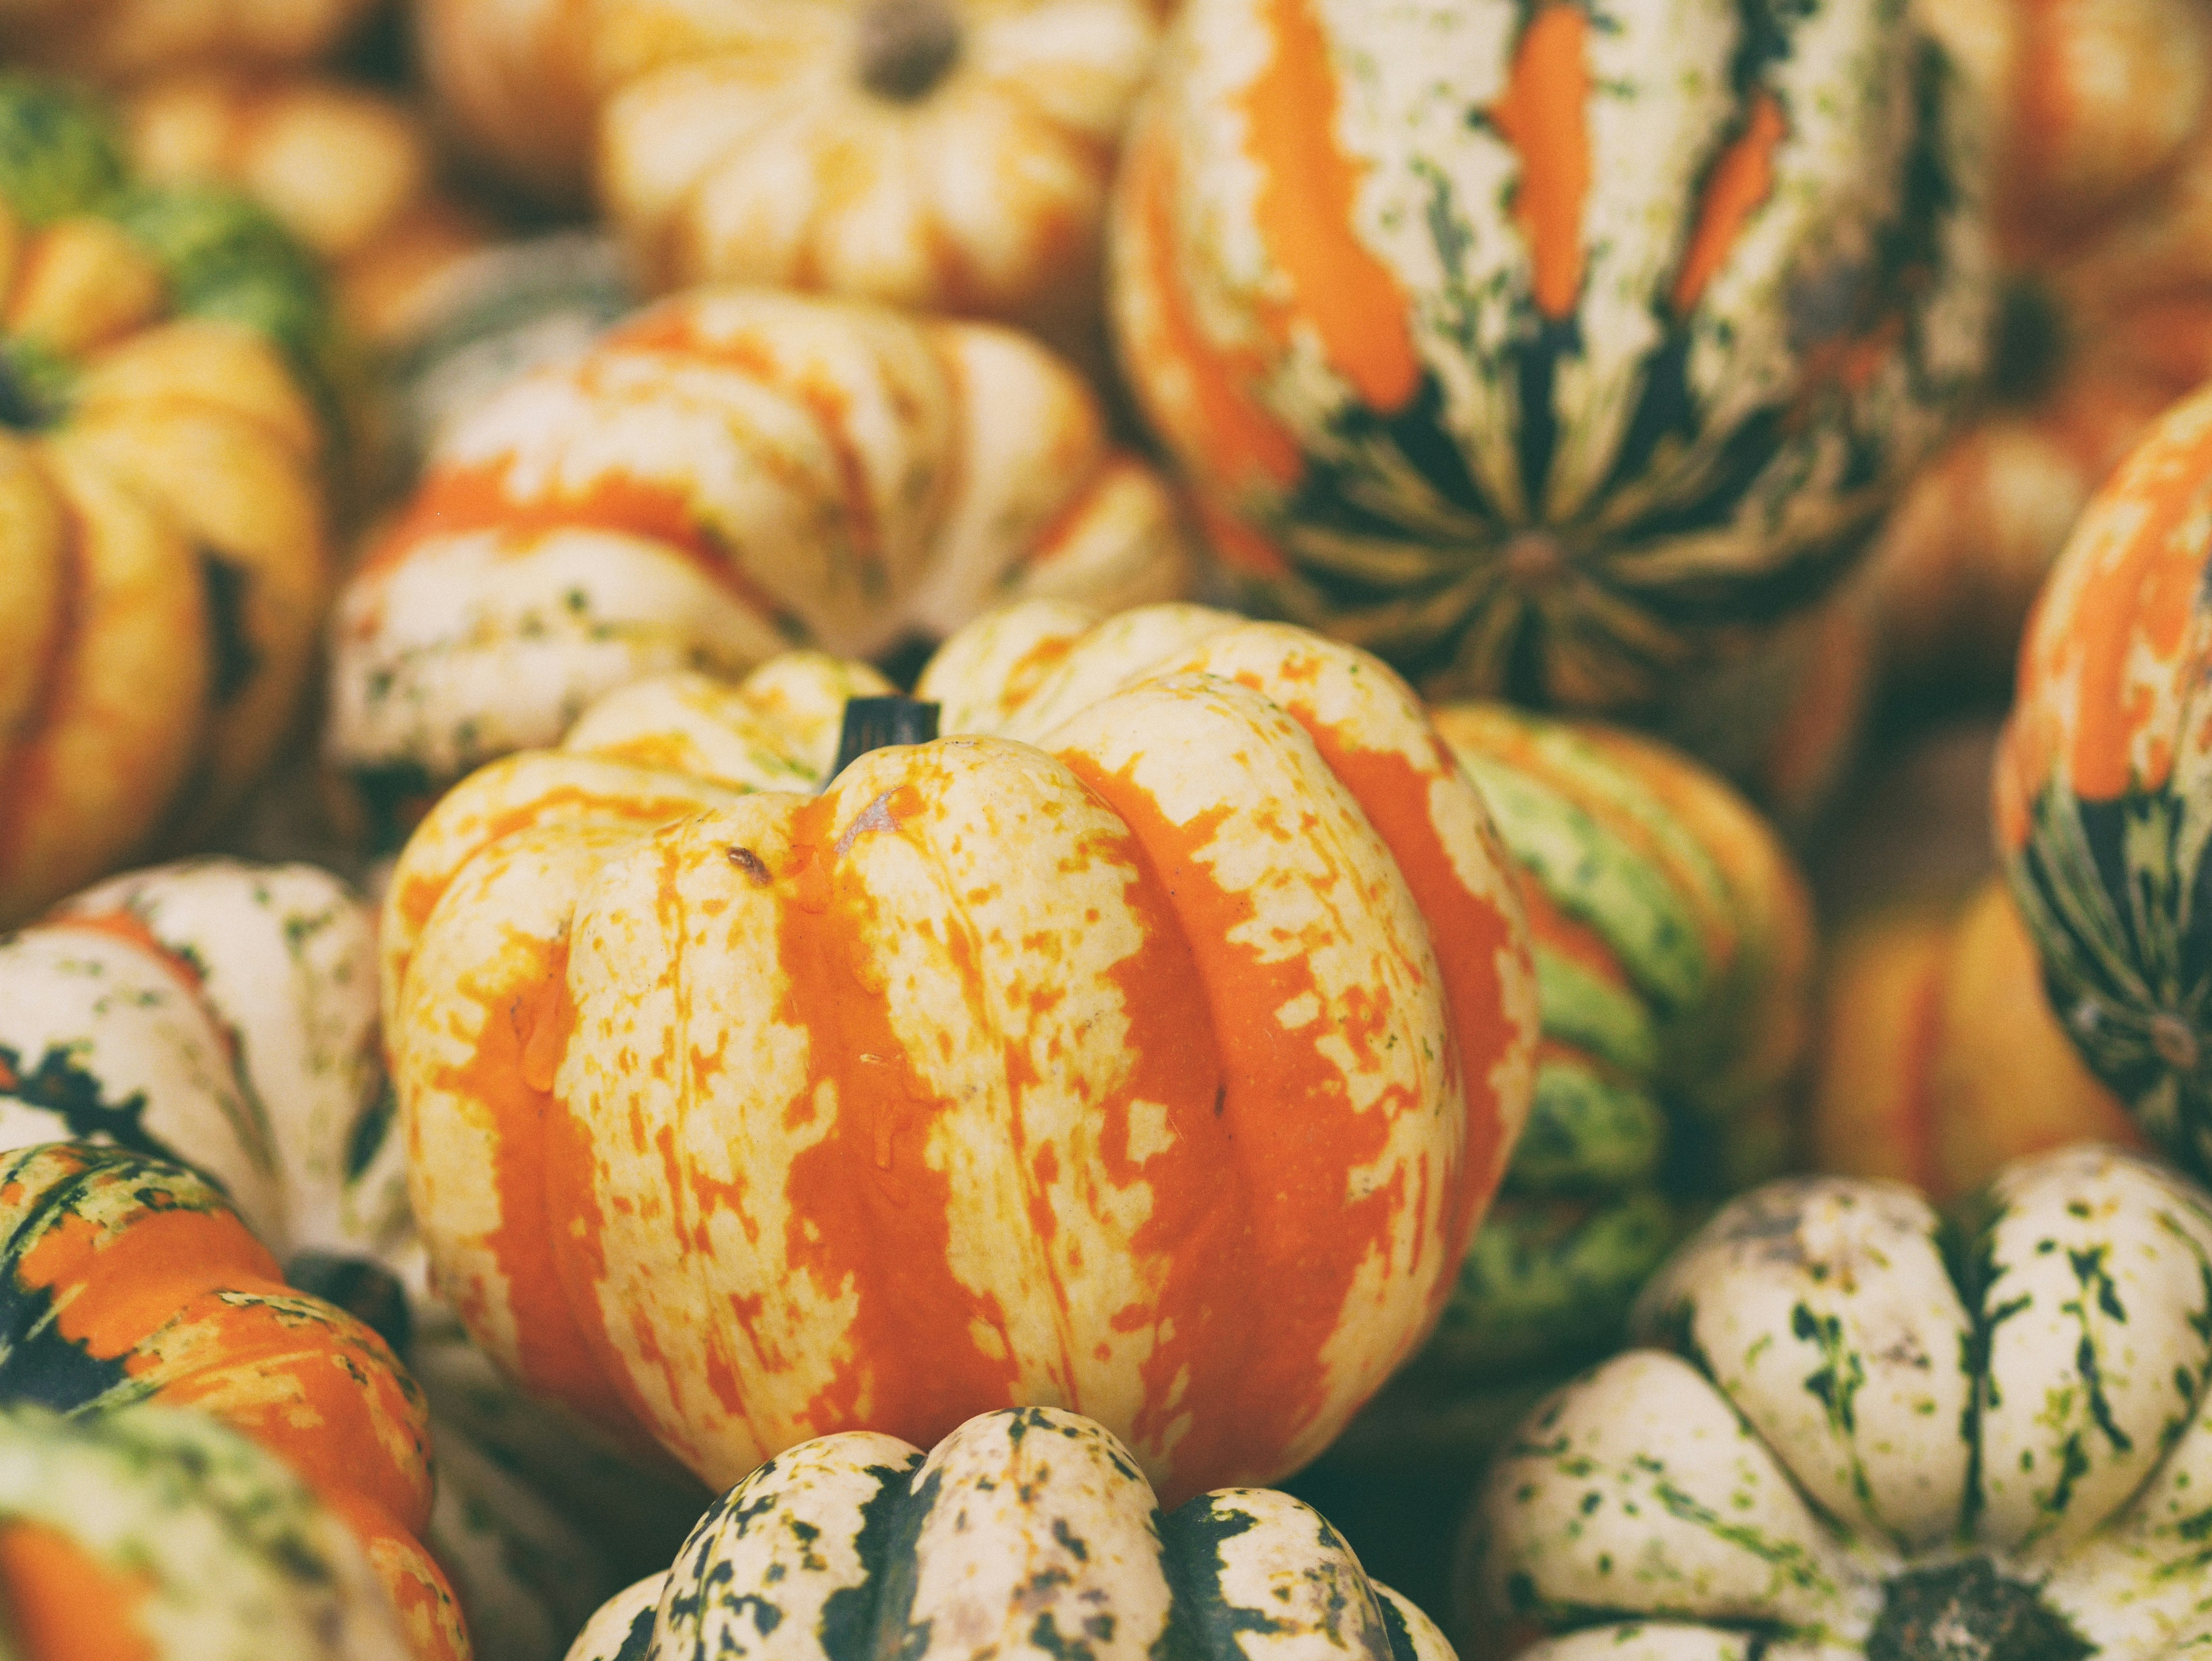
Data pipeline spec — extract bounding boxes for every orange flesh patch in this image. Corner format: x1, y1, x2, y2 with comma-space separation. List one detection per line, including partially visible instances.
0, 1523, 157, 1661
1122, 127, 1307, 495
768, 790, 1029, 1444
1489, 3, 1593, 322
1240, 0, 1422, 410
429, 935, 649, 1445
1060, 760, 1402, 1499
1672, 94, 1788, 315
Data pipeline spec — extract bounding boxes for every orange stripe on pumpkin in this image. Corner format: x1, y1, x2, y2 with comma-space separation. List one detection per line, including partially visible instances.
1672, 93, 1788, 315
1241, 0, 1422, 411
1489, 2, 1593, 323
0, 1522, 157, 1661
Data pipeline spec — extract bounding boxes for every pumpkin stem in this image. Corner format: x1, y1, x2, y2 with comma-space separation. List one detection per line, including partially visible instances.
856, 0, 964, 102
1866, 1559, 2093, 1661
830, 695, 941, 783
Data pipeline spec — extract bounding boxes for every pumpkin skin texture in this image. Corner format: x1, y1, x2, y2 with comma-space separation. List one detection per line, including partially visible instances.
1462, 1143, 2212, 1661
329, 286, 1196, 844
1995, 380, 2212, 1183
0, 1401, 417, 1661
1108, 0, 1995, 715
562, 1405, 1457, 1661
387, 603, 1539, 1508
1806, 877, 2144, 1204
0, 77, 342, 929
0, 1142, 468, 1661
417, 0, 1162, 343
1860, 0, 2212, 695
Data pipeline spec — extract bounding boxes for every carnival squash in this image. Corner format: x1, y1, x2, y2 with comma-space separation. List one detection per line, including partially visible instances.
1463, 1142, 2212, 1661
329, 286, 1195, 846
563, 1405, 1456, 1661
1807, 876, 2143, 1202
0, 1400, 419, 1661
0, 1141, 467, 1661
0, 0, 379, 82
1995, 379, 2212, 1182
417, 0, 1162, 343
0, 76, 343, 928
386, 602, 1539, 1508
1108, 0, 1994, 716
1862, 0, 2212, 694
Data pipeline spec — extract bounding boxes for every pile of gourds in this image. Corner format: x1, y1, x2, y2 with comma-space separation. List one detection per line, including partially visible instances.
6, 0, 2212, 1657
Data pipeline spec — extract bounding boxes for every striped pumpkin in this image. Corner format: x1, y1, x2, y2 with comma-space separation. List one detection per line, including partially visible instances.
564, 1405, 1455, 1661
1463, 1143, 2212, 1661
0, 1400, 417, 1661
1410, 705, 1810, 1384
1807, 877, 2143, 1203
1108, 0, 1995, 714
0, 76, 344, 927
417, 0, 1164, 345
0, 1141, 467, 1661
329, 286, 1196, 850
1861, 0, 2212, 694
386, 601, 1538, 1507
1994, 380, 2212, 1183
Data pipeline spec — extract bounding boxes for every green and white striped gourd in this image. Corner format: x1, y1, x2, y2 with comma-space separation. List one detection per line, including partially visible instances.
1108, 0, 1996, 716
0, 1400, 414, 1661
565, 1406, 1456, 1661
1463, 1142, 2212, 1661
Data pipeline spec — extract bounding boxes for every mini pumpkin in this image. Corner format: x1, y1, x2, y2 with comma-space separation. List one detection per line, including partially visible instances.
1462, 1142, 2212, 1661
1994, 378, 2212, 1181
1862, 0, 2212, 694
417, 0, 1163, 343
0, 76, 343, 928
1107, 0, 1994, 716
0, 1140, 467, 1661
0, 1400, 418, 1661
386, 601, 1539, 1508
1807, 877, 2143, 1203
328, 286, 1196, 849
563, 1405, 1456, 1661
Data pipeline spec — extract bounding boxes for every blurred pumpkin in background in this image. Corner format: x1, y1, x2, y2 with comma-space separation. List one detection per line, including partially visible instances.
1106, 0, 1995, 725
1862, 0, 2212, 699
416, 0, 1163, 355
327, 286, 1195, 850
0, 0, 381, 81
0, 76, 344, 929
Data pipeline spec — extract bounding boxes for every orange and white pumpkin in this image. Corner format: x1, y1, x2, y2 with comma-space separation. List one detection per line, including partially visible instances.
328, 286, 1196, 844
418, 0, 1164, 343
385, 601, 1539, 1508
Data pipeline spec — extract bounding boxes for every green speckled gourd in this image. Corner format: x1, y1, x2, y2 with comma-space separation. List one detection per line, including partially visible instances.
1462, 1142, 2212, 1661
563, 1406, 1458, 1661
0, 75, 348, 928
1108, 0, 1996, 715
1362, 706, 1810, 1439
0, 1400, 416, 1660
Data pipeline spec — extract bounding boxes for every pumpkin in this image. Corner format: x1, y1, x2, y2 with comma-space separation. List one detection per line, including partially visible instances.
0, 854, 694, 1656
1461, 1142, 2212, 1661
416, 0, 1163, 344
328, 286, 1197, 851
1994, 378, 2212, 1182
0, 0, 380, 82
562, 1404, 1456, 1661
1106, 0, 1995, 717
0, 1140, 467, 1661
1319, 704, 1809, 1474
0, 76, 344, 929
1807, 877, 2144, 1203
122, 68, 495, 353
385, 600, 1539, 1508
1859, 0, 2212, 695
0, 1399, 417, 1661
